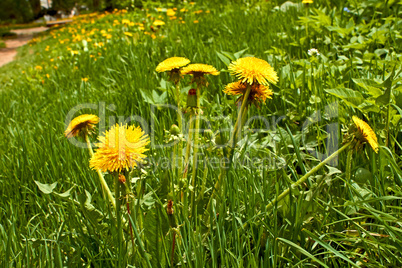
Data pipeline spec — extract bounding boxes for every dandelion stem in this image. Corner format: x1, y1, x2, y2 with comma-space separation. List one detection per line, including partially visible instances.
229, 86, 251, 150
345, 149, 353, 182
85, 133, 116, 210
190, 86, 202, 218
124, 174, 136, 255
265, 141, 352, 211
176, 83, 184, 178
114, 173, 123, 266
206, 87, 251, 219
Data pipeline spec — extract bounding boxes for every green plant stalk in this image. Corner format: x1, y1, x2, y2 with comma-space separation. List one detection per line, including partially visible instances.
345, 149, 353, 182
172, 143, 177, 184
206, 87, 251, 216
265, 141, 352, 211
190, 86, 202, 218
124, 174, 136, 256
229, 86, 251, 150
114, 173, 123, 267
181, 114, 195, 207
183, 114, 195, 178
386, 103, 391, 147
176, 83, 184, 179
85, 133, 116, 210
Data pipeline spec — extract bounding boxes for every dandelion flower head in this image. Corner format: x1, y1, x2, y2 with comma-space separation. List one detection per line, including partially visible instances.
351, 116, 378, 153
224, 81, 273, 105
65, 114, 99, 138
153, 20, 165, 26
302, 0, 313, 4
181, 63, 220, 76
228, 57, 278, 86
90, 124, 150, 172
156, 57, 190, 72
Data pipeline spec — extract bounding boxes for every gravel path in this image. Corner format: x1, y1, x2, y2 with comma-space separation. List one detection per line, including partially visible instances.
0, 27, 48, 68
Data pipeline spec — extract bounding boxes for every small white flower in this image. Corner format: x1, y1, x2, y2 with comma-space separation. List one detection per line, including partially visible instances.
308, 48, 320, 57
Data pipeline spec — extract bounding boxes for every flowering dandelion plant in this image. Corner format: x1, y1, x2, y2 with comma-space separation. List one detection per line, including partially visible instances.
90, 123, 150, 173
350, 116, 379, 153
64, 114, 99, 138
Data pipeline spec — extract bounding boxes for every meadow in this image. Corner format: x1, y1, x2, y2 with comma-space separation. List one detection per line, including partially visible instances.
0, 0, 402, 267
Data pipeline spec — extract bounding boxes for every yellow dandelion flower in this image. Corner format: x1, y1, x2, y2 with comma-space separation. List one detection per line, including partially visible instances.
302, 0, 313, 3
153, 20, 165, 26
156, 57, 190, 72
124, 32, 133, 37
181, 63, 220, 76
82, 77, 89, 82
228, 57, 278, 86
167, 9, 176, 16
351, 116, 379, 153
90, 124, 150, 172
35, 66, 43, 71
65, 114, 99, 138
224, 81, 273, 104
193, 20, 199, 23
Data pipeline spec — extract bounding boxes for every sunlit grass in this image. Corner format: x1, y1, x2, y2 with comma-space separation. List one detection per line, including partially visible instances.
0, 0, 401, 266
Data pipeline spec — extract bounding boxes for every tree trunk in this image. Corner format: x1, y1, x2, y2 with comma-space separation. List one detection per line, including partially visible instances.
29, 0, 41, 19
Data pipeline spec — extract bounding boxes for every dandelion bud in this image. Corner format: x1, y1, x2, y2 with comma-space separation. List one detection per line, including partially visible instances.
170, 124, 181, 135
118, 174, 126, 183
215, 134, 227, 146
167, 200, 174, 215
186, 88, 197, 107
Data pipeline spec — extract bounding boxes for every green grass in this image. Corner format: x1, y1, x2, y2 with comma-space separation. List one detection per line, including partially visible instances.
0, 0, 402, 267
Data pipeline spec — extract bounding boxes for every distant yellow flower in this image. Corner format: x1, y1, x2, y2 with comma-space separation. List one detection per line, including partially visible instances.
156, 57, 190, 72
229, 57, 278, 86
153, 20, 165, 26
193, 20, 199, 23
124, 32, 133, 37
82, 77, 89, 82
224, 81, 273, 104
167, 8, 175, 16
90, 124, 150, 172
351, 116, 378, 153
302, 0, 313, 3
65, 114, 99, 138
156, 7, 163, 12
35, 66, 43, 71
181, 63, 220, 76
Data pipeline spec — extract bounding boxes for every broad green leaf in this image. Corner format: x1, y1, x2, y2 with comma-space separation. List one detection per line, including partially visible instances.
216, 51, 231, 66
35, 181, 57, 194
324, 88, 365, 108
233, 48, 249, 59
376, 87, 391, 106
54, 187, 74, 198
78, 190, 105, 231
352, 78, 383, 97
144, 209, 165, 267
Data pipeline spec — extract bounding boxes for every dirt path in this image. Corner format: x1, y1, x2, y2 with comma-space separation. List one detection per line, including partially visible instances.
0, 27, 48, 68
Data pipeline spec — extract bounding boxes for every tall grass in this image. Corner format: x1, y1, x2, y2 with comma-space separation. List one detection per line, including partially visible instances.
0, 0, 401, 266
